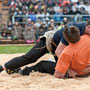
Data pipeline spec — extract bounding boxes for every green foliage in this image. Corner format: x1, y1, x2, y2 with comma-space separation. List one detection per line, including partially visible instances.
0, 45, 34, 54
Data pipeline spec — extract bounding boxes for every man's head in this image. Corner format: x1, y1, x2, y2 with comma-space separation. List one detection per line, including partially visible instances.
84, 19, 90, 35
63, 26, 80, 43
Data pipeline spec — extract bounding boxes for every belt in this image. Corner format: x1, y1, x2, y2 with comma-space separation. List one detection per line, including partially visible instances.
51, 39, 57, 47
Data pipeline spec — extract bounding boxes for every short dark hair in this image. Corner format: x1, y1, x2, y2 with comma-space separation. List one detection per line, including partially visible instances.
63, 26, 80, 43
86, 19, 90, 26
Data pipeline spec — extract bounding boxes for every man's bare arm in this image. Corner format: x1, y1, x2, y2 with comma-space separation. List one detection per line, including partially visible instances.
55, 42, 66, 58
54, 71, 65, 78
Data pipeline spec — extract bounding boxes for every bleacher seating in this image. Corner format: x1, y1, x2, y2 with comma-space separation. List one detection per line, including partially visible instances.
0, 40, 25, 44
0, 0, 9, 24
0, 1, 2, 23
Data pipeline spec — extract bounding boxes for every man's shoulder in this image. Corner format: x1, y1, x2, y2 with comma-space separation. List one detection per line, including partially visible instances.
62, 46, 73, 56
81, 34, 90, 40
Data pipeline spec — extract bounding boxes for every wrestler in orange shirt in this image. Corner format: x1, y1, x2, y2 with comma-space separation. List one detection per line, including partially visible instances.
54, 26, 90, 78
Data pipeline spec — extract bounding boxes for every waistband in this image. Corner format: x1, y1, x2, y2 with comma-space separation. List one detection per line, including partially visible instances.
51, 39, 57, 47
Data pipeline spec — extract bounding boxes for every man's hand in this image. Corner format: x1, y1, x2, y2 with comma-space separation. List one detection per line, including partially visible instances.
68, 68, 78, 78
83, 64, 90, 73
54, 71, 65, 78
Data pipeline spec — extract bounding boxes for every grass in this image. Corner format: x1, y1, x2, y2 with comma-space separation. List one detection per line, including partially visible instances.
0, 45, 34, 54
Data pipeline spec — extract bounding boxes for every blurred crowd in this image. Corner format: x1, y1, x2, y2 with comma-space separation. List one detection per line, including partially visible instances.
0, 0, 90, 43
0, 18, 61, 43
8, 0, 90, 22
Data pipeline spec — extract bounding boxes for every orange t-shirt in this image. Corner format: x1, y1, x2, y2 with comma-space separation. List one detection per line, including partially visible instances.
55, 35, 90, 75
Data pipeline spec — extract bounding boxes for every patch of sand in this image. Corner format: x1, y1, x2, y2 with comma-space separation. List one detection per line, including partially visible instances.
0, 54, 90, 90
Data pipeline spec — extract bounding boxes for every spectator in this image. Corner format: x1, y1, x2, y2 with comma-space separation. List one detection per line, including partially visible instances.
48, 7, 55, 15
41, 9, 50, 21
8, 0, 16, 6
27, 19, 31, 27
42, 23, 48, 32
36, 25, 45, 40
53, 3, 60, 13
33, 24, 39, 41
14, 8, 22, 22
68, 8, 75, 15
54, 9, 63, 22
9, 0, 16, 8
16, 0, 22, 10
74, 7, 82, 14
72, 3, 78, 12
23, 26, 36, 43
48, 23, 56, 31
78, 2, 86, 10
71, 0, 78, 3
63, 0, 70, 6
12, 22, 23, 40
22, 4, 28, 11
63, 7, 68, 15
9, 7, 15, 22
22, 10, 28, 23
9, 7, 15, 14
85, 3, 90, 14
7, 21, 13, 30
63, 17, 68, 25
80, 7, 86, 15
57, 22, 65, 30
47, 0, 54, 7
74, 8, 82, 21
49, 19, 57, 30
28, 12, 37, 21
30, 20, 36, 28
1, 24, 9, 39
44, 18, 50, 27
36, 11, 42, 20
29, 3, 34, 12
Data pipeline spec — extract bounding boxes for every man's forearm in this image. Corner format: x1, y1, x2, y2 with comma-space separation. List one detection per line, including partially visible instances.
55, 42, 66, 58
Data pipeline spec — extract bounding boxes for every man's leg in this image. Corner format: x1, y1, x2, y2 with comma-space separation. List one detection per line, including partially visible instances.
4, 38, 49, 70
20, 60, 56, 76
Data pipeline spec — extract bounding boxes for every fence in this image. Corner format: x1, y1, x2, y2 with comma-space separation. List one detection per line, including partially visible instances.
12, 14, 90, 24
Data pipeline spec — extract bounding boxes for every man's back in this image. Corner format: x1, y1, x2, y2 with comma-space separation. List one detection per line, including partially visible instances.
67, 35, 90, 74
56, 35, 90, 75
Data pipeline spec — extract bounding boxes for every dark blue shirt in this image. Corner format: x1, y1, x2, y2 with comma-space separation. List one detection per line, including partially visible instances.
53, 23, 86, 46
